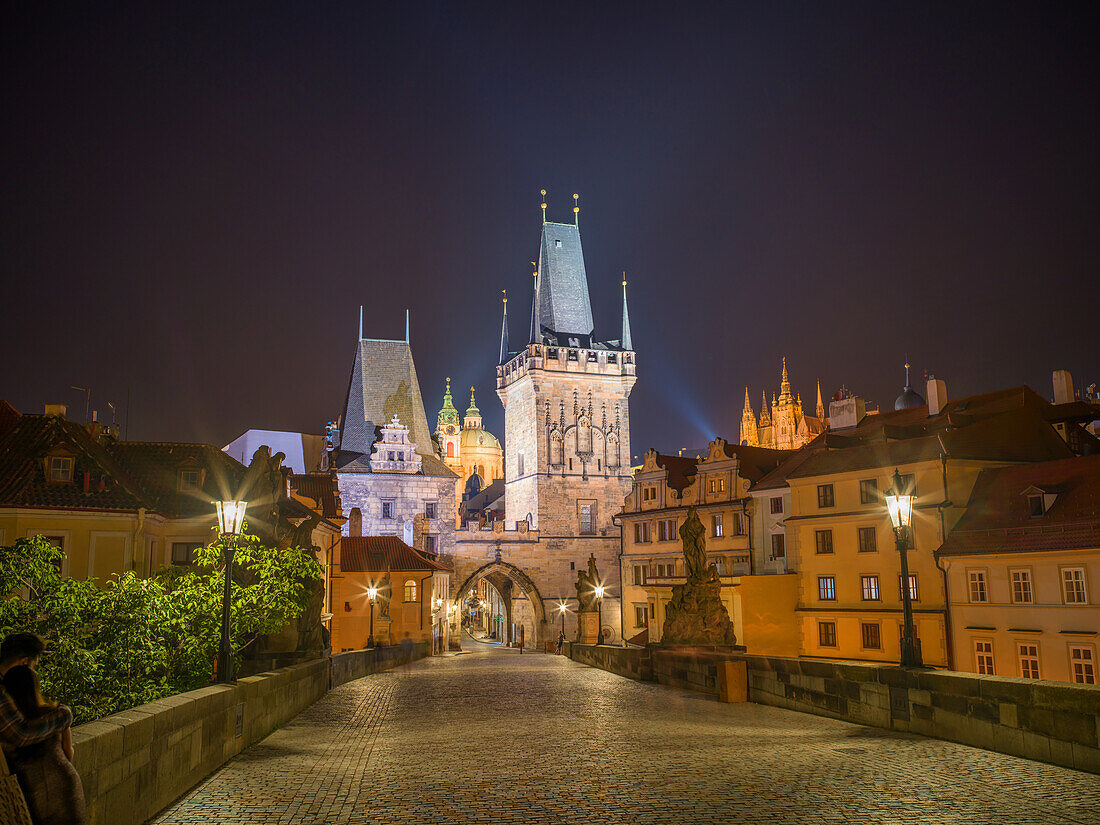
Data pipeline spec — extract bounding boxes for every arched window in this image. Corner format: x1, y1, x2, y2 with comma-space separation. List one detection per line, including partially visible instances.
446, 443, 454, 458
404, 580, 417, 602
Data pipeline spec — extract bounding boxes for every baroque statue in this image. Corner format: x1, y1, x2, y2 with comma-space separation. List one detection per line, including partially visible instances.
574, 553, 601, 612
660, 507, 738, 647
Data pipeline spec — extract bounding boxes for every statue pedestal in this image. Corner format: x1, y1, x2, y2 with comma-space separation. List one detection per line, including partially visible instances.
375, 617, 393, 647
577, 611, 600, 645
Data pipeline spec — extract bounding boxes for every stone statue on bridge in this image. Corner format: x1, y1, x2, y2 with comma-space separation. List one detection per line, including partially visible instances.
661, 507, 738, 647
574, 554, 601, 612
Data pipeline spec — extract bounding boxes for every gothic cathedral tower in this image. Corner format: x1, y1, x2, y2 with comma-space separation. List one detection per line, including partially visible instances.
496, 199, 636, 533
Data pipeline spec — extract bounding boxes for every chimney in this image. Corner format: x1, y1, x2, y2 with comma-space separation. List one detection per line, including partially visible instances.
1052, 370, 1074, 405
43, 403, 67, 418
348, 507, 362, 537
828, 395, 866, 430
927, 376, 948, 416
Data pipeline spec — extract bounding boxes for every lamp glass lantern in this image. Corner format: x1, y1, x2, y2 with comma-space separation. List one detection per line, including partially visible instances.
884, 472, 914, 532
215, 500, 248, 536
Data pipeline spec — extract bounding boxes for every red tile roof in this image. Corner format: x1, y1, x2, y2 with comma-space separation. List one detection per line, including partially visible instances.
339, 536, 450, 573
937, 454, 1100, 557
289, 472, 342, 519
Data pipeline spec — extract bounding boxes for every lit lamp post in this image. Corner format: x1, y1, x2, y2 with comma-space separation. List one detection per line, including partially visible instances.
214, 500, 247, 683
885, 469, 922, 668
594, 584, 605, 645
367, 585, 378, 648
558, 602, 567, 636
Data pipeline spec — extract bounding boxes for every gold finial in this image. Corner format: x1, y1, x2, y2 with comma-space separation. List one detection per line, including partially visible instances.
502, 288, 507, 304
622, 270, 627, 288
540, 189, 547, 223
573, 193, 580, 225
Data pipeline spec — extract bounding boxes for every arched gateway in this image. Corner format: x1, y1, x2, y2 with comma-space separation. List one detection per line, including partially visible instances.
452, 559, 549, 648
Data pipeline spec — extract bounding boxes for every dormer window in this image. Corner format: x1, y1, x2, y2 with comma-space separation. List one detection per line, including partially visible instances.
49, 456, 73, 483
1022, 486, 1056, 518
178, 468, 202, 491
1028, 495, 1044, 517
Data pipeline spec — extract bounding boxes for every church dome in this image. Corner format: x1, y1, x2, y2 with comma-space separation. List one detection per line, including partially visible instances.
460, 427, 501, 451
895, 387, 925, 410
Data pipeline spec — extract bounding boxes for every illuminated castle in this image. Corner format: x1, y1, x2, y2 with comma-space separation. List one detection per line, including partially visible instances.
740, 358, 826, 450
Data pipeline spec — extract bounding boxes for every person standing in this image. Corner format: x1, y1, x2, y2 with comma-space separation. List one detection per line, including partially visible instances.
0, 634, 72, 751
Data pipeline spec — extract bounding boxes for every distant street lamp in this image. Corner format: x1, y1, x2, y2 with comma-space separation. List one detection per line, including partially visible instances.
885, 469, 922, 668
558, 602, 567, 636
214, 500, 248, 683
367, 585, 378, 648
594, 584, 605, 645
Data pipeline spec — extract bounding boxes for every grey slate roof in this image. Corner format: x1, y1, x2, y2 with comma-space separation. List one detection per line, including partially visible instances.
538, 221, 594, 337
338, 338, 434, 462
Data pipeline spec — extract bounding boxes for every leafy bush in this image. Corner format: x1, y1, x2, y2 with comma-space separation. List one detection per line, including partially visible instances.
0, 531, 322, 724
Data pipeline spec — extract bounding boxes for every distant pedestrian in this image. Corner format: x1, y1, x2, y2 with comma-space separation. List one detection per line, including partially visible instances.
556, 630, 566, 654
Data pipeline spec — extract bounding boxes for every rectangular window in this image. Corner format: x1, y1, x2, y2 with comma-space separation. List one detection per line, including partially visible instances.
861, 622, 882, 650
634, 605, 649, 627
425, 502, 437, 519
818, 621, 837, 647
861, 575, 880, 601
547, 347, 558, 359
381, 501, 394, 519
858, 526, 878, 553
1062, 568, 1088, 604
171, 542, 202, 566
634, 522, 651, 543
387, 451, 396, 461
818, 576, 836, 601
424, 535, 437, 554
718, 478, 726, 493
770, 496, 783, 514
859, 479, 878, 504
578, 503, 595, 535
49, 456, 73, 483
712, 514, 723, 538
898, 574, 919, 602
1028, 495, 1044, 517
708, 479, 715, 493
770, 534, 785, 559
632, 565, 648, 586
968, 570, 987, 603
975, 640, 995, 675
1010, 569, 1033, 604
1070, 646, 1096, 684
518, 451, 525, 476
657, 519, 676, 542
1018, 643, 1040, 679
817, 484, 835, 508
815, 529, 834, 555
178, 469, 201, 491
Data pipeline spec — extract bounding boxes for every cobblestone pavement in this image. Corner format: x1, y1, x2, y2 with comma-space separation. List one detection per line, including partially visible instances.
153, 642, 1100, 825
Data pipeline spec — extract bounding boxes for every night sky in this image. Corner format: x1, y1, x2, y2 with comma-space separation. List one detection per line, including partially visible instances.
2, 2, 1097, 459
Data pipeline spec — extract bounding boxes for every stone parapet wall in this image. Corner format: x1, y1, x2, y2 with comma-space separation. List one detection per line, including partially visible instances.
568, 644, 1100, 774
72, 645, 429, 825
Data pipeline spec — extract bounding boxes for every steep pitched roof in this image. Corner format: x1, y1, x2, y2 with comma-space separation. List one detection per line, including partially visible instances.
719, 443, 793, 483
751, 442, 821, 492
288, 472, 343, 520
339, 536, 450, 573
654, 454, 698, 493
338, 337, 434, 463
937, 454, 1100, 557
538, 221, 594, 338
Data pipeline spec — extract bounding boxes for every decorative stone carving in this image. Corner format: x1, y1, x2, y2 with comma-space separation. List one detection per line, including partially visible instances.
370, 415, 423, 474
661, 507, 738, 647
574, 553, 601, 612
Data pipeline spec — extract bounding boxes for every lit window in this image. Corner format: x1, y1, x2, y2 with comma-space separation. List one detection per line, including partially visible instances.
1011, 570, 1033, 604
1070, 646, 1096, 684
1018, 643, 1040, 679
817, 484, 835, 508
770, 496, 783, 514
49, 457, 73, 483
1062, 568, 1088, 604
819, 621, 837, 647
770, 534, 785, 559
446, 443, 454, 458
858, 526, 878, 553
718, 478, 725, 492
861, 575, 880, 601
712, 514, 724, 538
178, 469, 201, 491
815, 530, 833, 555
975, 640, 995, 675
898, 574, 919, 602
404, 580, 417, 602
818, 576, 836, 600
708, 479, 715, 493
861, 623, 881, 650
968, 570, 987, 603
859, 479, 878, 504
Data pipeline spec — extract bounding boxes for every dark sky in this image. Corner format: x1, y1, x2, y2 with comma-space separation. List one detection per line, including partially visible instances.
2, 2, 1097, 459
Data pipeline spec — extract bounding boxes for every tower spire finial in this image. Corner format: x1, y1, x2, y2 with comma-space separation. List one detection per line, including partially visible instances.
499, 288, 510, 365
540, 189, 547, 225
528, 263, 539, 344
816, 380, 825, 420
904, 360, 911, 387
620, 271, 632, 351
573, 193, 580, 227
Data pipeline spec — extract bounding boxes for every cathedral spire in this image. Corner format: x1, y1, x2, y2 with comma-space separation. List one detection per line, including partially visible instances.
743, 387, 753, 414
760, 390, 771, 425
498, 289, 510, 364
740, 387, 758, 446
816, 380, 825, 420
778, 356, 792, 403
620, 273, 633, 351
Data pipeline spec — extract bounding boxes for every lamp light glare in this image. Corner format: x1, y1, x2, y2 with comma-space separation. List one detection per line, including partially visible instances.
215, 500, 248, 536
367, 586, 378, 601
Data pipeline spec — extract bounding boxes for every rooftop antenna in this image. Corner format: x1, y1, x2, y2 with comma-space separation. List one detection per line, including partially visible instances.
540, 189, 547, 224
106, 401, 116, 424
573, 193, 580, 227
71, 386, 90, 422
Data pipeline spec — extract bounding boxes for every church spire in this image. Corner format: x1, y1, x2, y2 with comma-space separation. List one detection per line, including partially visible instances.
621, 273, 633, 351
778, 356, 793, 403
740, 387, 758, 447
436, 377, 459, 429
759, 390, 771, 425
743, 387, 753, 414
816, 380, 825, 420
498, 289, 510, 364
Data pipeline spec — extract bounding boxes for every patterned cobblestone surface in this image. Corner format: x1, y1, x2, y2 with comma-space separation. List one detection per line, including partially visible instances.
152, 642, 1100, 824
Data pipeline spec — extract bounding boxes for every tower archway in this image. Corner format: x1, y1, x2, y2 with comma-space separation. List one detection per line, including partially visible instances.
452, 560, 549, 649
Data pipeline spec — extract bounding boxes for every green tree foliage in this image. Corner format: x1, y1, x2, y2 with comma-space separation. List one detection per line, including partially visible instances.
0, 531, 322, 724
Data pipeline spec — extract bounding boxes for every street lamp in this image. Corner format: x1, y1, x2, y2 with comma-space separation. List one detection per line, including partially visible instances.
885, 469, 922, 668
367, 585, 378, 648
214, 500, 247, 683
594, 584, 605, 645
558, 602, 567, 636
